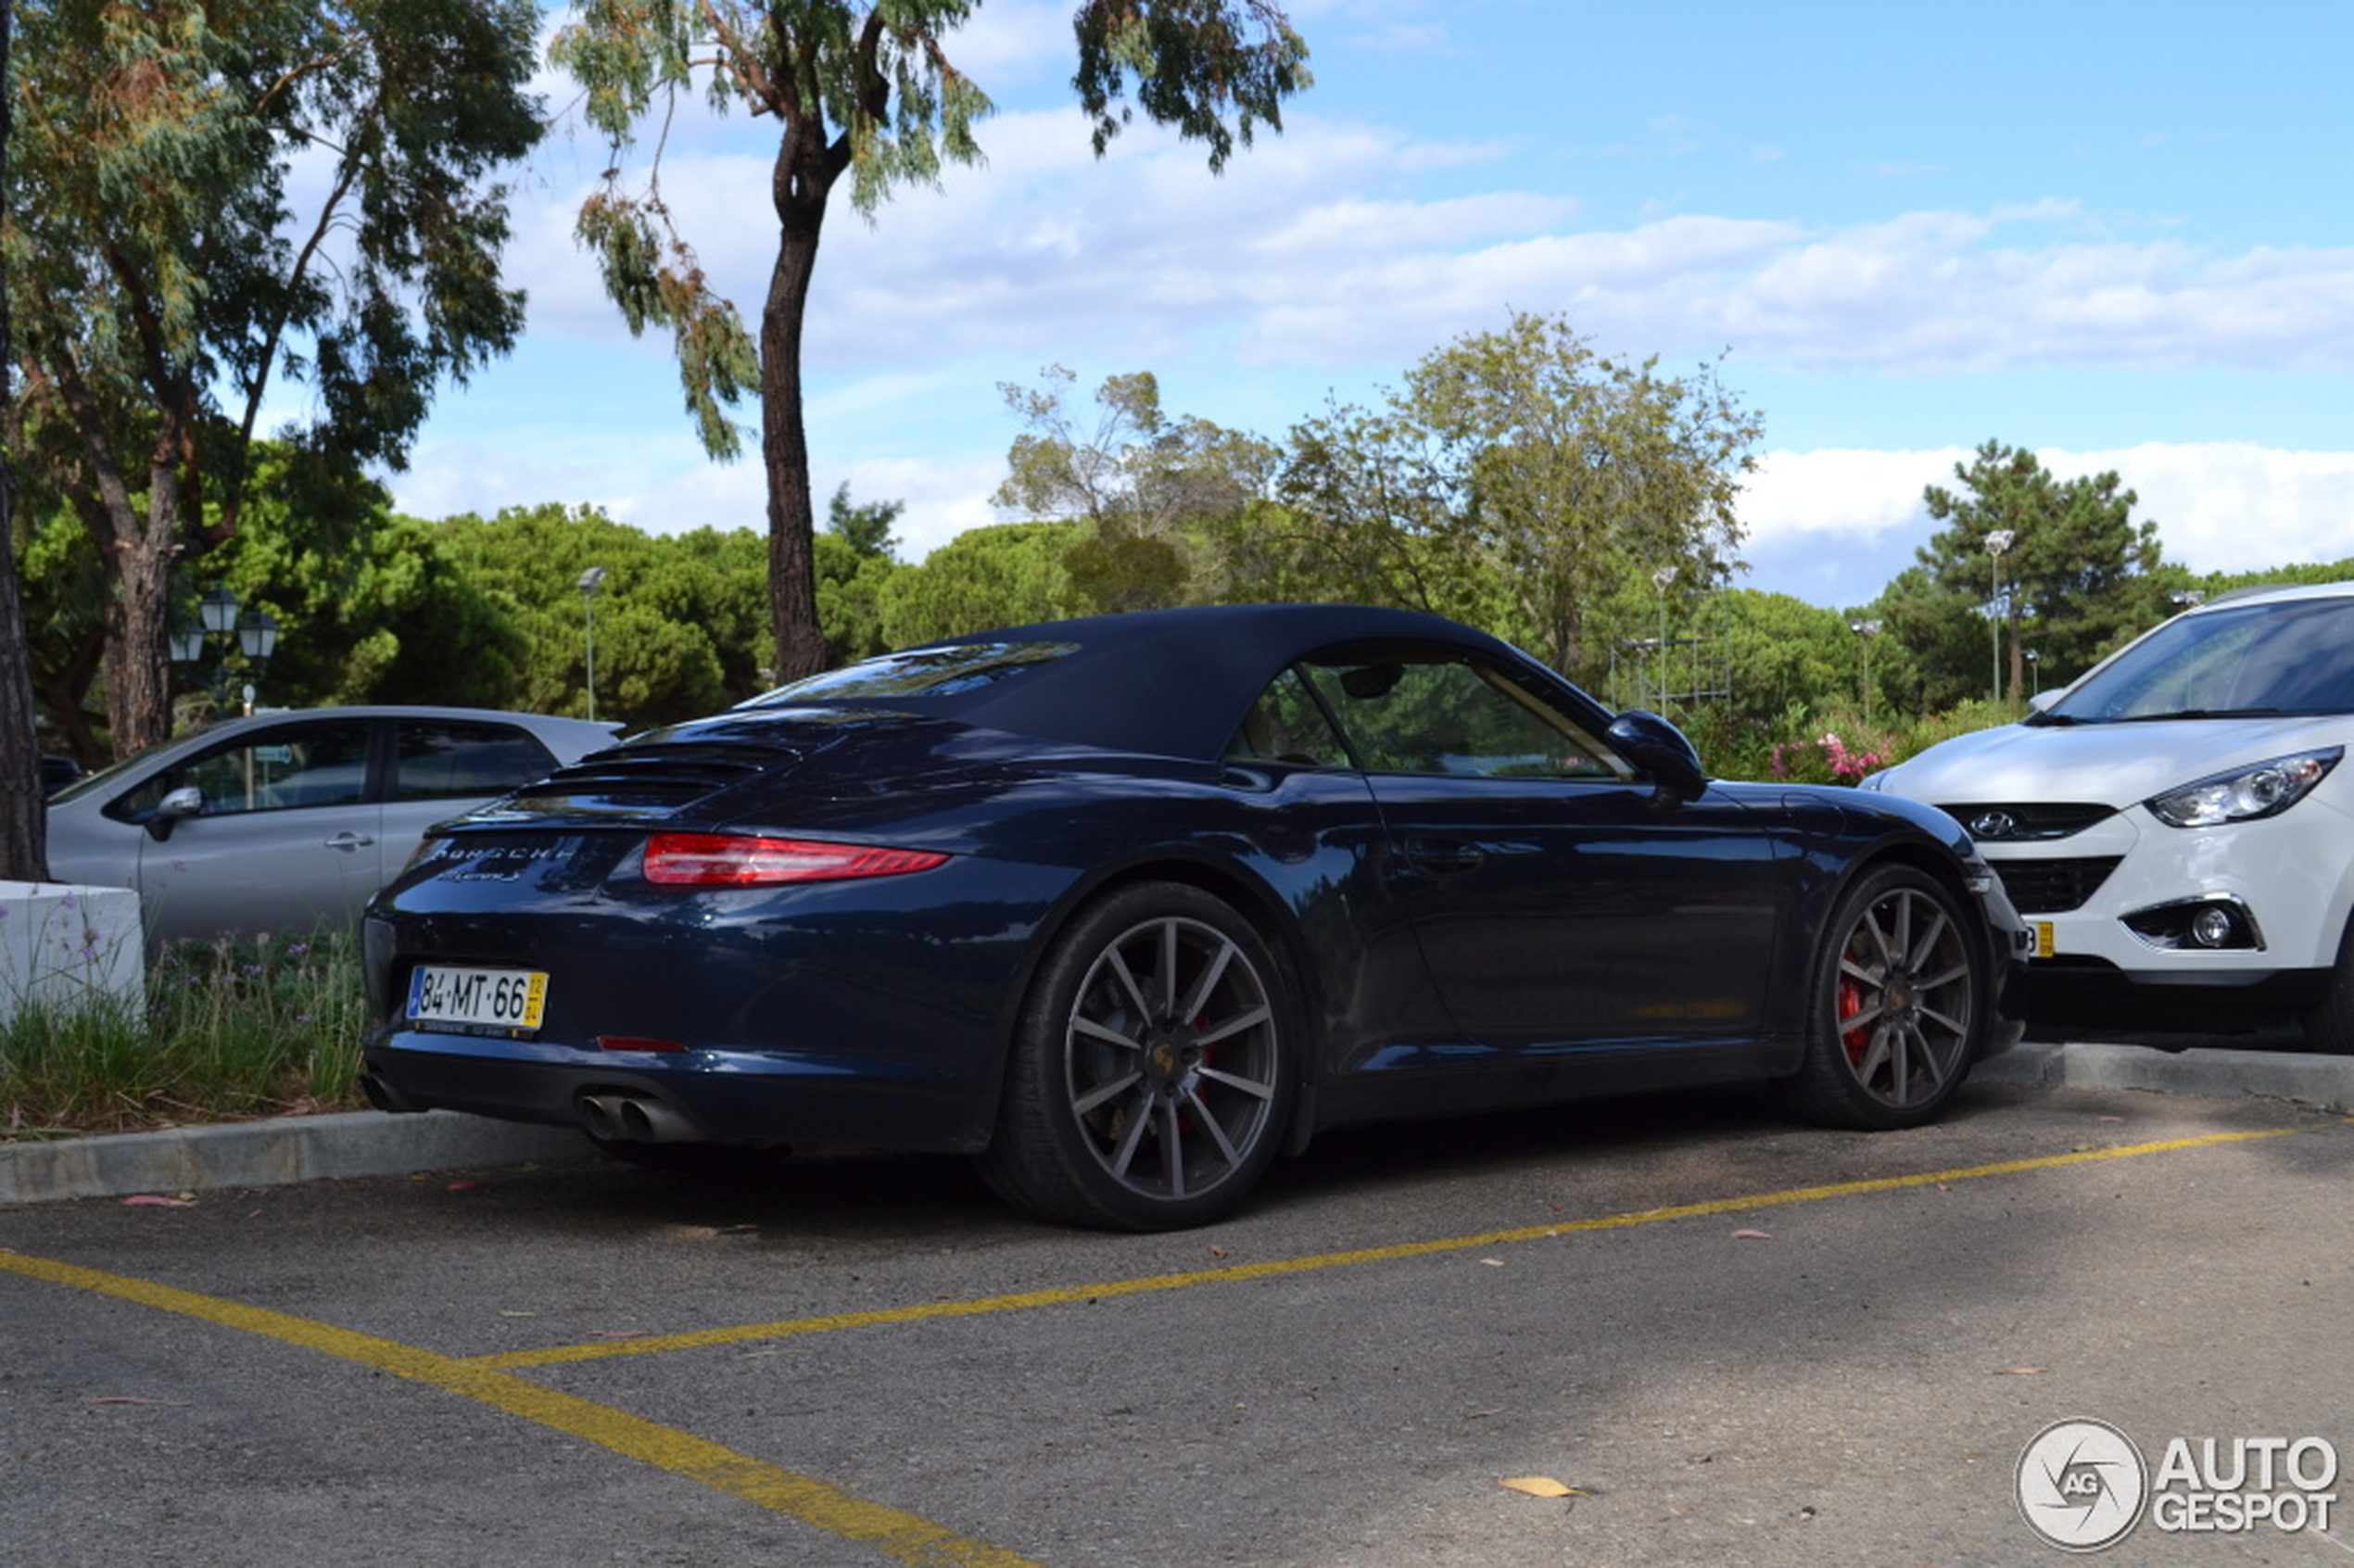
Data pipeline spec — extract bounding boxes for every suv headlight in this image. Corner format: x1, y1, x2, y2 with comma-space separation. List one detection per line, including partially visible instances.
2145, 747, 2342, 828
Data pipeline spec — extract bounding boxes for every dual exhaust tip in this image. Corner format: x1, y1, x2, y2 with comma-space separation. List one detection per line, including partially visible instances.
357, 1071, 701, 1148
576, 1092, 698, 1145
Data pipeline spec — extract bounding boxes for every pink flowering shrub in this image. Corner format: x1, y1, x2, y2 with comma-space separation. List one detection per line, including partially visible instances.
1768, 730, 1890, 785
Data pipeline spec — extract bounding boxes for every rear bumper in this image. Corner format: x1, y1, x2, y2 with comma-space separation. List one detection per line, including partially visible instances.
361, 1028, 999, 1153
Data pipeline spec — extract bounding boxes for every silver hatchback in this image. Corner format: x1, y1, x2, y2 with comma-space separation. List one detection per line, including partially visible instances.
46, 707, 619, 947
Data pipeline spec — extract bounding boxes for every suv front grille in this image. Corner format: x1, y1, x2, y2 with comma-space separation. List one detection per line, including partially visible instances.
1937, 802, 2116, 842
1990, 856, 2124, 914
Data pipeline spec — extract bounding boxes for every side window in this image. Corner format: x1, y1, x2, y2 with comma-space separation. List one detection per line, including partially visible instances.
111, 722, 375, 821
1223, 669, 1352, 767
393, 720, 555, 803
1302, 654, 1619, 778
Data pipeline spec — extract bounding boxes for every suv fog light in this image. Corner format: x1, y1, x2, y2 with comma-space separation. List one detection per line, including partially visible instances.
2191, 906, 2237, 948
2123, 897, 2264, 952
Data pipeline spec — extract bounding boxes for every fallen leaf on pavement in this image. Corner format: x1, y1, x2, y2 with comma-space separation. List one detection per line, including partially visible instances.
1730, 1228, 1772, 1240
1500, 1476, 1585, 1498
122, 1195, 195, 1208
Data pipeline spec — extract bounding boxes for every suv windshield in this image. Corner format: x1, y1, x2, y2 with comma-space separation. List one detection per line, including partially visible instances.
2046, 598, 2354, 722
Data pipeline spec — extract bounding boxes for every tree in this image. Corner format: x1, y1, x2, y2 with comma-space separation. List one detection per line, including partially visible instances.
1865, 563, 1992, 714
1265, 398, 1486, 618
1407, 314, 1761, 680
993, 365, 1277, 612
1915, 440, 2171, 700
826, 481, 903, 561
6, 0, 542, 755
551, 1, 1310, 683
1271, 313, 1762, 686
876, 521, 1088, 647
0, 0, 44, 881
816, 484, 903, 664
1714, 589, 1866, 729
13, 490, 106, 764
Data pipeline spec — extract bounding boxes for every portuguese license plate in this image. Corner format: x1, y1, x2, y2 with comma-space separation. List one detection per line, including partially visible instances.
406, 965, 547, 1034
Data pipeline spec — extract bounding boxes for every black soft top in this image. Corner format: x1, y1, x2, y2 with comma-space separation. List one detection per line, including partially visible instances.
735, 602, 1535, 761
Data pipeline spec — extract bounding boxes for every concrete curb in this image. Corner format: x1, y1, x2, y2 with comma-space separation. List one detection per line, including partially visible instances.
1974, 1041, 2354, 1108
5, 1043, 2350, 1206
0, 1109, 591, 1206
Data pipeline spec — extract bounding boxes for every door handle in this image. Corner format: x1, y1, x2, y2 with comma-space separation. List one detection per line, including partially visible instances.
323, 831, 376, 852
1399, 838, 1484, 875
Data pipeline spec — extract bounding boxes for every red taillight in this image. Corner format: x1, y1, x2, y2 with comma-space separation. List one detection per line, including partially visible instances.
594, 1035, 687, 1054
641, 833, 950, 887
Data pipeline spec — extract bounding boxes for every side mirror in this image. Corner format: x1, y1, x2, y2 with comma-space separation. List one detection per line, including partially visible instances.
147, 784, 206, 842
1606, 710, 1707, 803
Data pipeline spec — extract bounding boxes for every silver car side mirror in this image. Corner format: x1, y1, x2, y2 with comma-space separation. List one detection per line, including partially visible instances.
147, 784, 207, 842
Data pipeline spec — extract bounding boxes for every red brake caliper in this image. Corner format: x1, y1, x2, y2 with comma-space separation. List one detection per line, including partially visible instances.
1838, 964, 1869, 1064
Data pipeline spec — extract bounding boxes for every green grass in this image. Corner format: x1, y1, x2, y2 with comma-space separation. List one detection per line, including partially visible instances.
0, 925, 370, 1141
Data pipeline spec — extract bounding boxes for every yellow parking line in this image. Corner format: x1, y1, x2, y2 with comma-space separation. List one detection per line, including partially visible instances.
0, 1123, 2307, 1563
0, 1248, 1040, 1568
475, 1127, 2300, 1372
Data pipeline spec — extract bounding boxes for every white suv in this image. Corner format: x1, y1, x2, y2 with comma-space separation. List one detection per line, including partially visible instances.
1862, 581, 2354, 1049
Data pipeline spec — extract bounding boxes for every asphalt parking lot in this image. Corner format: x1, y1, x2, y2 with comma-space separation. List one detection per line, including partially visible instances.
6, 1030, 2352, 1568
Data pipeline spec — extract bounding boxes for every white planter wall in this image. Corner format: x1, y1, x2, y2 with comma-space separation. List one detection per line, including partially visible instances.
0, 881, 146, 1027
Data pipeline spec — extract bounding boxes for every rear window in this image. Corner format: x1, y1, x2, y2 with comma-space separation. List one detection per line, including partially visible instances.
740, 641, 1081, 706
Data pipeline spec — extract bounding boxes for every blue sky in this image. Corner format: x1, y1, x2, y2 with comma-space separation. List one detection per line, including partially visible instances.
382, 0, 2354, 613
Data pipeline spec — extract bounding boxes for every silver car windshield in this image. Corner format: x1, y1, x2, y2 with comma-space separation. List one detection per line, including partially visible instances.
2047, 599, 2354, 722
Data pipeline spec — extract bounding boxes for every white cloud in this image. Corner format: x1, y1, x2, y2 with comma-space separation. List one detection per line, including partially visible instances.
488, 68, 2354, 424
1741, 448, 1967, 550
396, 36, 2354, 610
2046, 443, 2354, 575
1735, 443, 2354, 608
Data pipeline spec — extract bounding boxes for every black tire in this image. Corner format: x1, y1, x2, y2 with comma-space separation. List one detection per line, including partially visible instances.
2297, 921, 2354, 1054
1780, 864, 1983, 1130
980, 882, 1294, 1231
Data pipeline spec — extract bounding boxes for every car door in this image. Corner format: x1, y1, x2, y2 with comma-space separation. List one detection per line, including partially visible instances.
121, 717, 384, 942
1301, 645, 1786, 1055
382, 716, 563, 868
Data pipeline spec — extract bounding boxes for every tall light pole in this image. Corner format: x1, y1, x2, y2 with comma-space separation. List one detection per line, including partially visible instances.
578, 565, 608, 723
1985, 529, 2016, 702
1652, 565, 1677, 711
1850, 618, 1881, 723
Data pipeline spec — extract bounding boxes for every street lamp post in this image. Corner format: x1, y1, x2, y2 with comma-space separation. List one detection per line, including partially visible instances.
1850, 618, 1882, 723
578, 565, 609, 723
1985, 529, 2017, 702
171, 586, 279, 714
1652, 565, 1677, 711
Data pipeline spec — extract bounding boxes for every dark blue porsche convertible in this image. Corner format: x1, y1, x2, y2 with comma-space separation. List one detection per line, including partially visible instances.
361, 603, 2027, 1230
